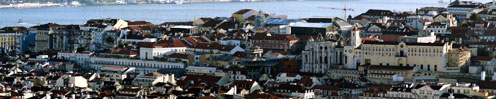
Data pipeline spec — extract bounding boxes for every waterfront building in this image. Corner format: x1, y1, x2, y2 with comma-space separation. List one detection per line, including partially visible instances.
0, 27, 26, 53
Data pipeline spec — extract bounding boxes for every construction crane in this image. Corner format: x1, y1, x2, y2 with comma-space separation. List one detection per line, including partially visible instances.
318, 0, 355, 21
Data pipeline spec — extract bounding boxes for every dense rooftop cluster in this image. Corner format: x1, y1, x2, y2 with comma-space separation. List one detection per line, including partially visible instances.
2, 0, 496, 98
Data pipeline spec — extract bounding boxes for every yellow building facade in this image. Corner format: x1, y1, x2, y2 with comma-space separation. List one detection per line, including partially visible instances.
345, 41, 456, 72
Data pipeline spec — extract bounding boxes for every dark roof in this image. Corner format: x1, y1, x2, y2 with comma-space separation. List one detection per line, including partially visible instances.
477, 81, 496, 89
168, 53, 188, 59
297, 76, 313, 86
0, 27, 27, 33
389, 87, 412, 92
161, 21, 193, 26
312, 85, 341, 91
210, 55, 237, 61
483, 30, 496, 36
183, 74, 221, 86
190, 42, 237, 52
127, 21, 151, 26
304, 17, 334, 23
119, 88, 141, 92
275, 84, 306, 92
363, 9, 394, 16
233, 9, 255, 14
472, 56, 493, 61
429, 85, 444, 90
31, 23, 61, 30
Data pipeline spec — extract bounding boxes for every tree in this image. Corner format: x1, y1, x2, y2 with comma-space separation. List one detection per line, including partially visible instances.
106, 36, 115, 44
470, 14, 481, 21
124, 41, 130, 46
118, 39, 124, 48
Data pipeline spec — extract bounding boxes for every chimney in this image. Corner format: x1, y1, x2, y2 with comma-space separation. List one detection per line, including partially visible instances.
416, 9, 419, 15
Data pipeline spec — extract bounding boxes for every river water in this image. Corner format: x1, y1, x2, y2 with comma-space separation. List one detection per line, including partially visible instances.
0, 0, 491, 27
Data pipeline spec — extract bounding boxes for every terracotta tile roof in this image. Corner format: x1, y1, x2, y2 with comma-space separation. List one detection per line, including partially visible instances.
233, 52, 247, 58
191, 42, 236, 52
125, 33, 155, 39
183, 74, 221, 86
420, 18, 430, 22
483, 30, 496, 36
127, 21, 151, 26
373, 34, 406, 42
477, 81, 496, 89
361, 38, 376, 41
183, 37, 210, 46
245, 15, 256, 21
312, 85, 341, 91
234, 80, 256, 89
472, 56, 493, 61
297, 76, 313, 86
253, 33, 298, 41
103, 49, 138, 55
167, 53, 188, 59
102, 66, 127, 70
139, 40, 188, 48
197, 96, 216, 99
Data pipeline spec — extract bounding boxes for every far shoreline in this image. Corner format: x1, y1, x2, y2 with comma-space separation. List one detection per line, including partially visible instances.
0, 0, 294, 10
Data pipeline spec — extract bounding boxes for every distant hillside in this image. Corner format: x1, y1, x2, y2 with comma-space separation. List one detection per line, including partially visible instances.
1, 0, 311, 5
1, 0, 124, 5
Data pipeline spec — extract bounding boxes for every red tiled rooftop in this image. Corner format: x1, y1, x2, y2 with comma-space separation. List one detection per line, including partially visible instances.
472, 56, 493, 61
167, 53, 188, 59
102, 66, 127, 70
374, 34, 406, 42
253, 33, 298, 41
103, 49, 138, 55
